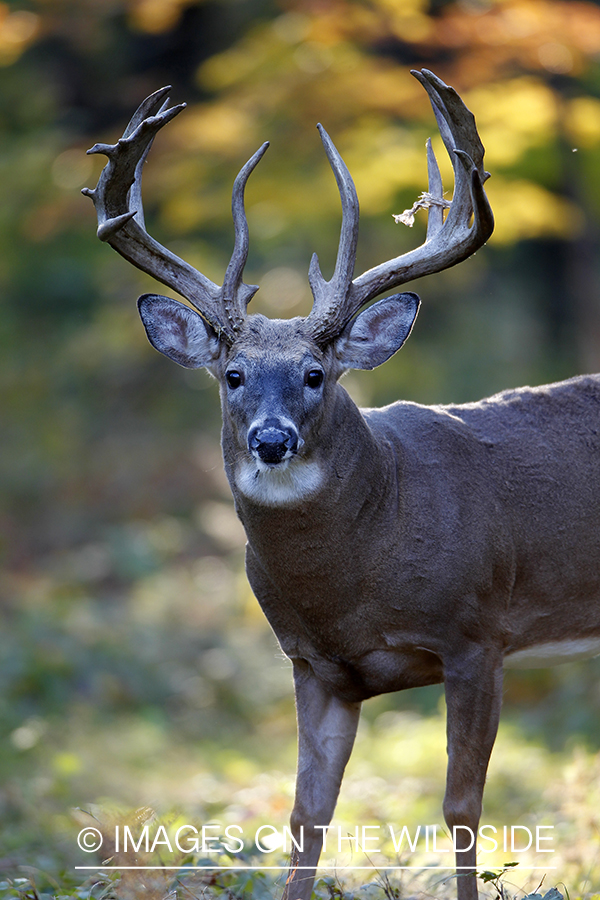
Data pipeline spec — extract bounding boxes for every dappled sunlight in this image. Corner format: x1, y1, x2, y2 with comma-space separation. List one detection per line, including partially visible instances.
173, 103, 259, 158
128, 0, 196, 35
0, 6, 38, 66
198, 29, 280, 93
340, 123, 428, 215
565, 97, 600, 149
371, 0, 433, 44
466, 78, 558, 169
434, 0, 600, 80
485, 178, 583, 244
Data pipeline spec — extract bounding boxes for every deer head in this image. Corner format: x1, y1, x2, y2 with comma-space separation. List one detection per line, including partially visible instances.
83, 70, 493, 507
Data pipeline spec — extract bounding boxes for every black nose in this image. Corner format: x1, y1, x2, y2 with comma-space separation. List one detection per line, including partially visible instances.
248, 425, 298, 464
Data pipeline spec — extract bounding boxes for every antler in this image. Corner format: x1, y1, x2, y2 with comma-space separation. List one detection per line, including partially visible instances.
84, 72, 492, 348
306, 69, 494, 346
82, 86, 268, 344
306, 123, 360, 341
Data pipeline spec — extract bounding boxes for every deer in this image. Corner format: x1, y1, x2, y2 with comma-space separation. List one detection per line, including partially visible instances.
83, 69, 600, 900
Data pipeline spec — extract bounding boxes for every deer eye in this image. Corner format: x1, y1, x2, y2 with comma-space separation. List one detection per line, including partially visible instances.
305, 369, 324, 389
226, 370, 243, 389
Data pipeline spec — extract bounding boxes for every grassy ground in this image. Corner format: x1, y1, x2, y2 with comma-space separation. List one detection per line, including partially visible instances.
2, 487, 600, 899
1, 695, 599, 898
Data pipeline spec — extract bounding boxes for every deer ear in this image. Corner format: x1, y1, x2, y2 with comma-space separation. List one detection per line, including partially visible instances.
335, 292, 420, 370
138, 294, 222, 370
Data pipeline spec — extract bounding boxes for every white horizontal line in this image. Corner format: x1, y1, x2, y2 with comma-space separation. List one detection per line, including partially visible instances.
74, 865, 557, 872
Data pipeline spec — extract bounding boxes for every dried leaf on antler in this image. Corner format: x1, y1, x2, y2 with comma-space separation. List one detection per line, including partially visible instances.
394, 192, 452, 228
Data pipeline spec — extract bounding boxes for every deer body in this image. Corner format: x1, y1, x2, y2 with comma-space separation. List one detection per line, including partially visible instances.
236, 371, 600, 697
230, 368, 600, 900
84, 70, 599, 900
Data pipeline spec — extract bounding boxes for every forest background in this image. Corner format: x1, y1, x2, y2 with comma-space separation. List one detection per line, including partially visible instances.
3, 0, 600, 897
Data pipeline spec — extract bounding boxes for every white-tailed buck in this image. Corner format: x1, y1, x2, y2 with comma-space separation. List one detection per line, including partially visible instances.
84, 70, 600, 900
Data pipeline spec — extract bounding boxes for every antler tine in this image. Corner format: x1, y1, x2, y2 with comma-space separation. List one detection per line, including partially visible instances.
414, 69, 487, 232
306, 123, 360, 345
425, 138, 444, 240
222, 141, 270, 333
83, 88, 267, 343
306, 69, 494, 343
84, 87, 185, 241
126, 92, 175, 232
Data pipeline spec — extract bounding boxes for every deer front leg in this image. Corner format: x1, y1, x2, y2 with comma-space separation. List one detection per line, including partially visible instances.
443, 646, 504, 900
283, 659, 361, 900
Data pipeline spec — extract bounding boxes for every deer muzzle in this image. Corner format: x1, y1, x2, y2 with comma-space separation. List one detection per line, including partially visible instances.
248, 421, 299, 465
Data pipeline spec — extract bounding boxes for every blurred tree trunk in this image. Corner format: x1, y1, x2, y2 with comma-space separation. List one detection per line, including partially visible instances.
567, 220, 600, 372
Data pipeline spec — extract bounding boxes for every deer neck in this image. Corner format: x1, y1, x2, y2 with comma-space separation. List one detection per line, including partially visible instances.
224, 385, 396, 553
